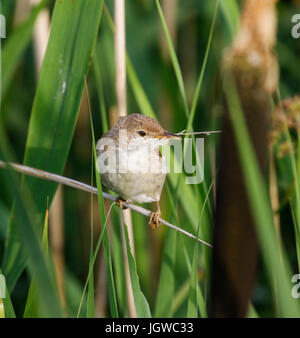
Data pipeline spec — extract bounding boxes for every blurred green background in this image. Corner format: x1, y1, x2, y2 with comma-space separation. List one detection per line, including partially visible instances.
0, 0, 300, 318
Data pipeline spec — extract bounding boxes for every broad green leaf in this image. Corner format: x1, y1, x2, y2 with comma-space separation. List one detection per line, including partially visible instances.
2, 0, 104, 291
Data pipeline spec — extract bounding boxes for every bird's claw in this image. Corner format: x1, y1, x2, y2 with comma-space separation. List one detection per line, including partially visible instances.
149, 211, 161, 229
116, 196, 128, 210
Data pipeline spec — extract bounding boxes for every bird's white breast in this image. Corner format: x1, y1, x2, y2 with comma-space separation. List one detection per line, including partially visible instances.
97, 139, 167, 203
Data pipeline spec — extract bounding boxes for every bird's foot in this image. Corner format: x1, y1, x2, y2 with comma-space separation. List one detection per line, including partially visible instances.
116, 196, 128, 210
149, 210, 161, 229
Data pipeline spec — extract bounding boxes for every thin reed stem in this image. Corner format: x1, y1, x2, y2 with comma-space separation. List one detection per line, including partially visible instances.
0, 160, 213, 248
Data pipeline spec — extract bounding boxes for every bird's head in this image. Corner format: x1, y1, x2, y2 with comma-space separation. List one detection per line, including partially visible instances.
116, 113, 181, 145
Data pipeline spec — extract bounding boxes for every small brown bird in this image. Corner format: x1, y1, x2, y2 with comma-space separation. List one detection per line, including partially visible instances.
96, 113, 180, 228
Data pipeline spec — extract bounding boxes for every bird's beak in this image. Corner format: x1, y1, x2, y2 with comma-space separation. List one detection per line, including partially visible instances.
155, 131, 181, 140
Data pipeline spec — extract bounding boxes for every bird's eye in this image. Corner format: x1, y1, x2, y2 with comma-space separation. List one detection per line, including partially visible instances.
138, 130, 147, 137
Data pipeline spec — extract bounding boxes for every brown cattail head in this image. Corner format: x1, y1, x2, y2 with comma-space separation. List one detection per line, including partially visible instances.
224, 0, 279, 93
